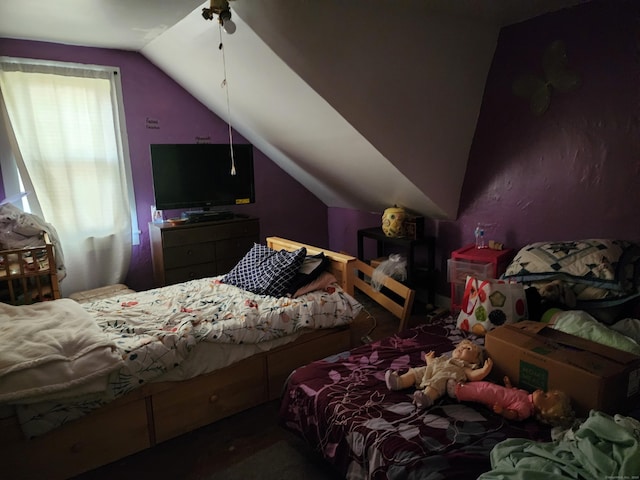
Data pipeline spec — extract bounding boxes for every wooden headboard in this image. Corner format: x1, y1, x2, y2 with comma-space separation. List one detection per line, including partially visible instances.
266, 237, 356, 295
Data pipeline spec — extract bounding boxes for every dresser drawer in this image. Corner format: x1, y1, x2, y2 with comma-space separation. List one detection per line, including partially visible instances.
164, 262, 218, 285
161, 219, 259, 248
152, 356, 268, 443
215, 236, 257, 274
163, 242, 217, 269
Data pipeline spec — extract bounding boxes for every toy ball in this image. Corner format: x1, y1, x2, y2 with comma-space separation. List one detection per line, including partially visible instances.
382, 206, 405, 237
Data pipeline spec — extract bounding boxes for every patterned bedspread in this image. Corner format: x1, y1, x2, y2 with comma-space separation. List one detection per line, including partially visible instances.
279, 317, 551, 480
15, 277, 361, 438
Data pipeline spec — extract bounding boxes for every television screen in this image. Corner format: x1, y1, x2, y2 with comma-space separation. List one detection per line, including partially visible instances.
150, 143, 255, 211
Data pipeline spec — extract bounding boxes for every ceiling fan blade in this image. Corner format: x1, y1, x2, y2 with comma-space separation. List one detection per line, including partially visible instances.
530, 85, 551, 115
550, 70, 581, 92
512, 74, 546, 98
543, 40, 569, 78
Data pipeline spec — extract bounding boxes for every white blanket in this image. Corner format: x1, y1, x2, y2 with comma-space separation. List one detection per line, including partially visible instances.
0, 299, 124, 403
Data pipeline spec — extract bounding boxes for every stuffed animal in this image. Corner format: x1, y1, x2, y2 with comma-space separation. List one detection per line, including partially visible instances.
385, 339, 493, 408
448, 376, 575, 428
536, 279, 576, 307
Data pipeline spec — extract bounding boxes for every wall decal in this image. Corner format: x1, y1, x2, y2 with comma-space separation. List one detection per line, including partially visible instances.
512, 40, 581, 116
145, 117, 160, 129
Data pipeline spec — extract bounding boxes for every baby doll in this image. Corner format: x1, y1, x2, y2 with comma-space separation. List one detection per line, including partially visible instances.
448, 376, 574, 428
385, 339, 493, 408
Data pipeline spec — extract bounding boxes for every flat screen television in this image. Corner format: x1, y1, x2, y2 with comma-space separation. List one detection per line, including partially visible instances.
150, 143, 255, 211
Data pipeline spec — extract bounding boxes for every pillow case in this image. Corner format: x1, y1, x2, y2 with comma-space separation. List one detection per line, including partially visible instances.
503, 239, 640, 294
456, 276, 527, 336
222, 243, 306, 297
293, 271, 338, 298
287, 252, 331, 295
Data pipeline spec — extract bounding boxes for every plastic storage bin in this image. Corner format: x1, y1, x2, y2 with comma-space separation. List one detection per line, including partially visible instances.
447, 259, 492, 284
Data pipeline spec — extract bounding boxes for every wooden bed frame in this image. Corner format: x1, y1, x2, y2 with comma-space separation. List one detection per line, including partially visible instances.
0, 236, 415, 479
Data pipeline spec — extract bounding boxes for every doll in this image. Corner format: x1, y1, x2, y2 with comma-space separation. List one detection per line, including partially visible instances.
385, 339, 493, 408
448, 376, 575, 428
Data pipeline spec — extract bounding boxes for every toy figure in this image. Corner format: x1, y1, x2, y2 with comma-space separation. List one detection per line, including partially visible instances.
448, 376, 574, 427
385, 339, 493, 408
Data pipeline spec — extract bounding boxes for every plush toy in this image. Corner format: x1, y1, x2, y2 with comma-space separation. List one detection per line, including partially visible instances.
385, 339, 493, 408
536, 279, 576, 308
448, 376, 575, 428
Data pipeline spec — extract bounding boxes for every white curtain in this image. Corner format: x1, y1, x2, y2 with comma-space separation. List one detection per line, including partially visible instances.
0, 58, 134, 296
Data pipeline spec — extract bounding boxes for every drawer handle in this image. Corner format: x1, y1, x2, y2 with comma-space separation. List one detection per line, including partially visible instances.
209, 394, 219, 404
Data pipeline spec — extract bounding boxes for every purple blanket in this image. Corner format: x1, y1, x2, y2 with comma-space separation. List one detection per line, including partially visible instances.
279, 318, 551, 479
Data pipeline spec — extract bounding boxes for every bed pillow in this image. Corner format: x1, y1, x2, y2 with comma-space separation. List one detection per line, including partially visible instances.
222, 243, 307, 297
293, 271, 338, 298
287, 252, 331, 295
503, 239, 640, 294
456, 276, 527, 336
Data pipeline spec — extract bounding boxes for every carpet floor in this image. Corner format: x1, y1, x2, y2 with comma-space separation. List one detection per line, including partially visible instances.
209, 439, 342, 480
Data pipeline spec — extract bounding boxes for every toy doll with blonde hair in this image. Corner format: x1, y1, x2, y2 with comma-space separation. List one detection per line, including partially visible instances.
448, 376, 575, 428
385, 339, 493, 408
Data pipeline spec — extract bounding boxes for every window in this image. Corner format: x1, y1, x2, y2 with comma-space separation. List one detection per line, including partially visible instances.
0, 57, 139, 296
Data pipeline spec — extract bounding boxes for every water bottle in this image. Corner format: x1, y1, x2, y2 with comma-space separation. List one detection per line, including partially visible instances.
475, 223, 486, 249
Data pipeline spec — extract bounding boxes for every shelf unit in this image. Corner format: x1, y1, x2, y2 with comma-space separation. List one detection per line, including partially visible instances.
357, 227, 435, 305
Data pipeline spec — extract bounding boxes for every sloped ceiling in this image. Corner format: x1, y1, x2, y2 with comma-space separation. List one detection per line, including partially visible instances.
0, 0, 587, 220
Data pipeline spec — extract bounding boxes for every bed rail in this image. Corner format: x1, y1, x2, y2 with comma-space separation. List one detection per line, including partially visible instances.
352, 259, 415, 332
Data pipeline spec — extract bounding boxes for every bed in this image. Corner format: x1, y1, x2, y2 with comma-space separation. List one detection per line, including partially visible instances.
0, 236, 415, 480
279, 238, 640, 479
279, 316, 555, 479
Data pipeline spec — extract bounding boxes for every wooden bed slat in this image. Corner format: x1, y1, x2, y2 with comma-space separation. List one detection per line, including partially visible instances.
352, 259, 416, 332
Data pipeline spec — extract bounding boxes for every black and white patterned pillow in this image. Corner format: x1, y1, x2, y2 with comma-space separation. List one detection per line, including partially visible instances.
222, 243, 307, 297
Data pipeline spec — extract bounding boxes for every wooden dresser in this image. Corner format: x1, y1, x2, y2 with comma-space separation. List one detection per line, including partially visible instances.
149, 216, 259, 286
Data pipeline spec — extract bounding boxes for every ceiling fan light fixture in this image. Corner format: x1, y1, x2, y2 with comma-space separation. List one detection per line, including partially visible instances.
202, 0, 235, 33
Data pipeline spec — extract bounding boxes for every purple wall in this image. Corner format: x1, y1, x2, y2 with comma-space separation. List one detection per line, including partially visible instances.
330, 0, 640, 298
3, 0, 639, 299
0, 39, 328, 291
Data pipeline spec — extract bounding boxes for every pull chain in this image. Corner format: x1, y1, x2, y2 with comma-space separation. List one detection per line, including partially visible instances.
219, 23, 236, 175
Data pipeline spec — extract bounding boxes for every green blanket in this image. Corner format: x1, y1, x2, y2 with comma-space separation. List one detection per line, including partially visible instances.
551, 310, 640, 355
478, 411, 640, 480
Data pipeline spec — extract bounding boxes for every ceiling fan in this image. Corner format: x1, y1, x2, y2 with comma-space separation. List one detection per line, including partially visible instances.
202, 0, 237, 33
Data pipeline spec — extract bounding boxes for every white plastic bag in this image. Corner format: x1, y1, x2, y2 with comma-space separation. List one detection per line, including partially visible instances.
371, 254, 407, 291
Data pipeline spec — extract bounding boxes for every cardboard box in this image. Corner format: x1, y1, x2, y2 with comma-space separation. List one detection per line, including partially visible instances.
485, 321, 640, 416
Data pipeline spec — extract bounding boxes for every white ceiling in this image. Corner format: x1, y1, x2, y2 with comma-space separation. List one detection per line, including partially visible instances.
0, 0, 587, 220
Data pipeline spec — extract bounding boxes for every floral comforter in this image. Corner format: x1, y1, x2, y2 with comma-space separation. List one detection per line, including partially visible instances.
15, 277, 361, 437
279, 317, 551, 480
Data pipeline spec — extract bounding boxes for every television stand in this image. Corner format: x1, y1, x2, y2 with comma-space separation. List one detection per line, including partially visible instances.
181, 210, 234, 223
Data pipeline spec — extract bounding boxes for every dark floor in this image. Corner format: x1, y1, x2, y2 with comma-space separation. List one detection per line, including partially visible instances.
73, 295, 435, 480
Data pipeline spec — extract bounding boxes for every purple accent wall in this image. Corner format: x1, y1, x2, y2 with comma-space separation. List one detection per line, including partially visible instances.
0, 38, 328, 291
329, 0, 640, 297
